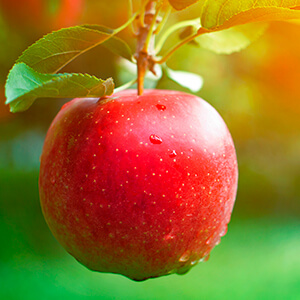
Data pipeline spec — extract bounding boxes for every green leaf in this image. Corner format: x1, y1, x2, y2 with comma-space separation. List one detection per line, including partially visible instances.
164, 65, 203, 92
16, 14, 136, 74
168, 0, 201, 10
201, 1, 300, 30
83, 24, 133, 61
102, 35, 133, 62
195, 22, 269, 54
5, 63, 114, 113
16, 25, 114, 74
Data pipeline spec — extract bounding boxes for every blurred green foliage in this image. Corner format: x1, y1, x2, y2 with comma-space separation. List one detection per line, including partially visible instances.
0, 1, 299, 299
1, 172, 300, 299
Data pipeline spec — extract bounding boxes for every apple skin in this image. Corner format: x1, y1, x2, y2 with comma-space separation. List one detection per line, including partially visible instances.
39, 89, 238, 281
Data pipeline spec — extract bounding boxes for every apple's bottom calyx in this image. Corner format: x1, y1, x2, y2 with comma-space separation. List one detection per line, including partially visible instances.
39, 89, 238, 281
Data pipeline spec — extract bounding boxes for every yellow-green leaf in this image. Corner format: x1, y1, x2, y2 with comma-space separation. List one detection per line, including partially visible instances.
201, 1, 300, 30
195, 22, 268, 54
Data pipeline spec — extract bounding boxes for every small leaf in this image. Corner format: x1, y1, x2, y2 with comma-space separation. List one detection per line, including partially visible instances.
83, 24, 133, 61
195, 22, 269, 54
164, 66, 203, 92
168, 0, 200, 10
102, 35, 133, 61
16, 25, 114, 74
16, 14, 137, 74
5, 63, 114, 113
201, 1, 300, 30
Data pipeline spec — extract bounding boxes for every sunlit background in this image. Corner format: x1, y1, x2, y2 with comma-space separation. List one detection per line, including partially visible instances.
0, 1, 299, 299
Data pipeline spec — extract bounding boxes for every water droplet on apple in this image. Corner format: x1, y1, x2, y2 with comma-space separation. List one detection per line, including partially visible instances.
199, 254, 210, 263
164, 233, 175, 240
190, 260, 198, 266
164, 228, 175, 241
203, 254, 210, 262
51, 177, 56, 184
150, 134, 163, 144
220, 225, 228, 237
179, 250, 190, 262
156, 104, 166, 111
176, 265, 192, 275
169, 150, 177, 158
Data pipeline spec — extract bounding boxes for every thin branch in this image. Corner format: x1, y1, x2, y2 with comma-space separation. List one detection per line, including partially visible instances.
139, 2, 146, 28
128, 0, 138, 35
154, 5, 172, 36
128, 0, 133, 15
155, 18, 200, 54
115, 11, 139, 35
155, 27, 209, 64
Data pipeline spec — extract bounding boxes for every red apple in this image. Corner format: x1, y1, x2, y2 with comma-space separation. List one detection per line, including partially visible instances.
39, 89, 238, 281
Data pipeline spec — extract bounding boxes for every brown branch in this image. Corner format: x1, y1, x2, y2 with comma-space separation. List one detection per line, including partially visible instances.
135, 1, 157, 95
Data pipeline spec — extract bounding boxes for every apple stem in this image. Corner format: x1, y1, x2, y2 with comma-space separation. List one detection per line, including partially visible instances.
135, 1, 159, 96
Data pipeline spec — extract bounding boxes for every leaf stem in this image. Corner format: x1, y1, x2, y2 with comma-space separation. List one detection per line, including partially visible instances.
128, 0, 138, 35
115, 11, 139, 35
155, 18, 200, 54
139, 2, 146, 28
154, 5, 171, 35
128, 0, 133, 15
155, 27, 209, 64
